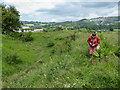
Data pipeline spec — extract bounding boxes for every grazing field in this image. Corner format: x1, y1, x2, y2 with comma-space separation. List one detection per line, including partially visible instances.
25, 24, 34, 26
2, 30, 119, 88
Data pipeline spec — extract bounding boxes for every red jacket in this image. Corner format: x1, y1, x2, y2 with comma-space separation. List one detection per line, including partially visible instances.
87, 35, 100, 47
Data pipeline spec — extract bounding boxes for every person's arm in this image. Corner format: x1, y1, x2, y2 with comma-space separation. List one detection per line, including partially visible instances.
87, 37, 91, 44
87, 37, 92, 46
94, 36, 100, 46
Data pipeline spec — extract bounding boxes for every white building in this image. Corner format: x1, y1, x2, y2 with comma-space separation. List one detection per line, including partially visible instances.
22, 26, 30, 29
33, 29, 43, 32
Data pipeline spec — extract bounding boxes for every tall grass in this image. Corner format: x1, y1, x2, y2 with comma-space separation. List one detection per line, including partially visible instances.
2, 30, 119, 88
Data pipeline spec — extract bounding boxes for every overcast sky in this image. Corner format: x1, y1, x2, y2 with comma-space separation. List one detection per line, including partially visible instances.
1, 0, 119, 22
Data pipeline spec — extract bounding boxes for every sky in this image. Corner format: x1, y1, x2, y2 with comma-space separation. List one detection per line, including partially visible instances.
0, 0, 119, 22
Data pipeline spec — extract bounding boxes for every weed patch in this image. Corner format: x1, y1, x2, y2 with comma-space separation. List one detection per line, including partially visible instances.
5, 52, 22, 65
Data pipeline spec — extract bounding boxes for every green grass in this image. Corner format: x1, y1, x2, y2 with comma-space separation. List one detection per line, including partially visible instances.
25, 24, 34, 26
2, 30, 119, 88
0, 31, 2, 89
40, 24, 47, 26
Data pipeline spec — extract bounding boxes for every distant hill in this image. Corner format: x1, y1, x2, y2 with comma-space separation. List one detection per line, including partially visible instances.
89, 16, 118, 22
22, 16, 119, 30
89, 16, 118, 26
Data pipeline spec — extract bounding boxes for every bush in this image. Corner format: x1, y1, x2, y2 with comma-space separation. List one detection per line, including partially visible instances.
114, 47, 120, 57
109, 28, 114, 31
22, 32, 33, 42
5, 52, 22, 65
79, 28, 88, 32
8, 32, 22, 38
70, 31, 76, 41
5, 32, 23, 40
93, 34, 117, 60
7, 32, 33, 42
43, 29, 48, 32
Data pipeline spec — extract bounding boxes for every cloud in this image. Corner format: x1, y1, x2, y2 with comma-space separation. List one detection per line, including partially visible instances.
81, 2, 117, 8
1, 0, 119, 22
36, 2, 118, 17
37, 2, 84, 17
2, 0, 71, 15
2, 1, 56, 14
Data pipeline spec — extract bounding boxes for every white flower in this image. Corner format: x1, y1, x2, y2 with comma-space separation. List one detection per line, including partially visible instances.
44, 74, 46, 78
73, 83, 76, 86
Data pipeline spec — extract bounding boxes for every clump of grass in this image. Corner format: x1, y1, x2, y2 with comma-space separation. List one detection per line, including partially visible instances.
55, 32, 77, 54
70, 31, 77, 41
47, 42, 55, 47
54, 37, 65, 40
22, 32, 33, 42
5, 32, 34, 42
5, 52, 22, 65
114, 46, 120, 57
51, 49, 55, 54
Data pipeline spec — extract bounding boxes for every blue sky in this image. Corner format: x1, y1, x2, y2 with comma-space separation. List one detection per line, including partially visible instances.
1, 0, 119, 22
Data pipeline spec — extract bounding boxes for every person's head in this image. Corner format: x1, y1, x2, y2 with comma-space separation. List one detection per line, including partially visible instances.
92, 32, 96, 38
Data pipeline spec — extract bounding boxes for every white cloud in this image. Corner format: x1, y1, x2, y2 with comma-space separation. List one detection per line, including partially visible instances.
106, 5, 118, 16
51, 19, 57, 22
18, 2, 55, 14
2, 0, 70, 15
2, 1, 57, 14
110, 10, 118, 16
49, 16, 83, 22
87, 13, 100, 19
1, 0, 119, 22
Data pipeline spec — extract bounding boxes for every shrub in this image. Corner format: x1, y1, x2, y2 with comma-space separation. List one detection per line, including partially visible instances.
6, 32, 33, 42
109, 28, 114, 31
70, 31, 77, 41
5, 52, 22, 65
43, 29, 48, 32
114, 47, 120, 57
22, 32, 33, 42
6, 32, 24, 40
79, 28, 88, 32
93, 33, 117, 60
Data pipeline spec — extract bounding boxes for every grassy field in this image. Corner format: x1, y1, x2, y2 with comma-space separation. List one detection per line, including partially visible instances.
25, 24, 34, 26
0, 31, 2, 89
2, 30, 119, 88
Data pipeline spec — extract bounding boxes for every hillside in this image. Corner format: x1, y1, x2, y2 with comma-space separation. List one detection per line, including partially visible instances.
89, 16, 118, 26
2, 30, 119, 88
22, 16, 119, 30
90, 16, 118, 22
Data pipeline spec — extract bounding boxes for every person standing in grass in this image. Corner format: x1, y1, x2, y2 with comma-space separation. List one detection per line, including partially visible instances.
87, 32, 100, 58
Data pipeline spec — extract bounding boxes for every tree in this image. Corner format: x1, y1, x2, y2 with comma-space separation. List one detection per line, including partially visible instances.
2, 4, 22, 34
56, 27, 63, 31
109, 28, 114, 31
0, 5, 2, 31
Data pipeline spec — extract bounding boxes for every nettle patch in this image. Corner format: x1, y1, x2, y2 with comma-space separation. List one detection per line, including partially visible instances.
5, 52, 22, 65
93, 33, 119, 61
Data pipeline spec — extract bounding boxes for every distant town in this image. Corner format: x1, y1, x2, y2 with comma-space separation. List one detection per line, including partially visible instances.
15, 26, 43, 32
